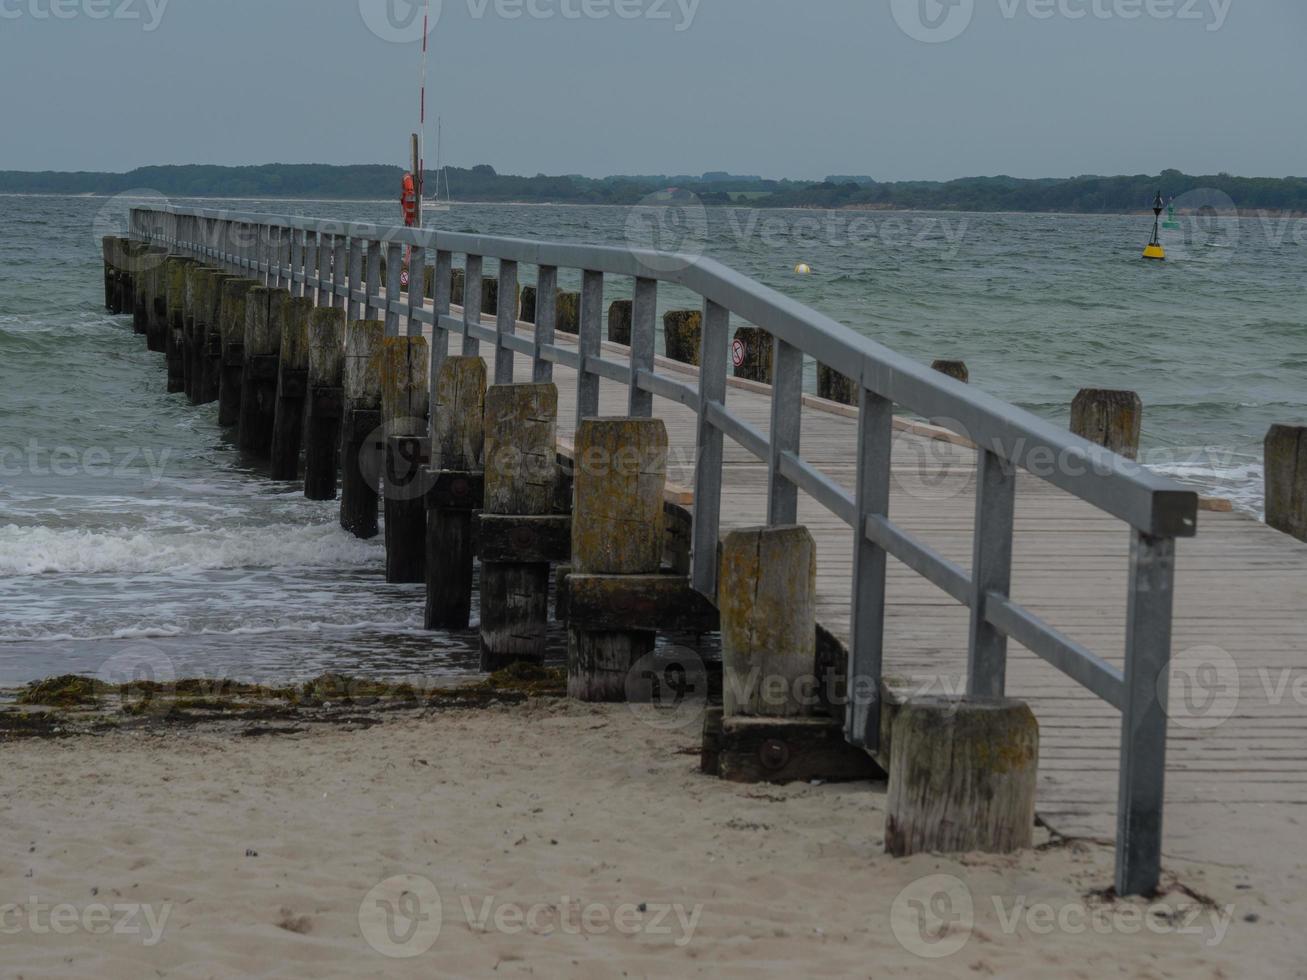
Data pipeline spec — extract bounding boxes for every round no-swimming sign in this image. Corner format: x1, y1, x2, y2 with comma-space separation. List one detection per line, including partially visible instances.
731, 338, 747, 367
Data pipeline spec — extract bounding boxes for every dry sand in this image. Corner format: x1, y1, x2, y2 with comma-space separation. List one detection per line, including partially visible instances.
1, 698, 1302, 978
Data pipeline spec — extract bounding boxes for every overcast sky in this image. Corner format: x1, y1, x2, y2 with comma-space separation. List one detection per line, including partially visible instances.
1, 0, 1302, 180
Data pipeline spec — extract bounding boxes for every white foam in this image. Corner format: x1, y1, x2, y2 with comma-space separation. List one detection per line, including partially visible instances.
0, 521, 382, 575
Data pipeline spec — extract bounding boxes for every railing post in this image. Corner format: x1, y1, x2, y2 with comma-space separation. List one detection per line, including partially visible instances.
691, 299, 729, 599
495, 259, 518, 384
967, 449, 1016, 698
846, 386, 892, 749
1115, 530, 1176, 897
576, 270, 603, 428
533, 266, 557, 383
365, 241, 382, 320
318, 234, 333, 307
767, 338, 803, 525
305, 231, 319, 303
463, 255, 483, 356
347, 239, 364, 322
628, 277, 656, 417
332, 235, 348, 310
430, 249, 453, 412
290, 230, 304, 299
407, 245, 427, 338
385, 242, 403, 337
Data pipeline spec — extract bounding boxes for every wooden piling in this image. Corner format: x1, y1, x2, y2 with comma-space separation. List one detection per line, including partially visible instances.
556, 291, 580, 335
1265, 424, 1307, 542
303, 307, 347, 501
567, 418, 667, 702
817, 364, 858, 405
102, 236, 119, 312
520, 285, 537, 324
217, 279, 257, 427
1071, 388, 1142, 459
451, 268, 465, 307
145, 257, 170, 353
932, 359, 970, 384
663, 310, 702, 365
237, 287, 287, 458
480, 383, 560, 670
381, 336, 431, 583
340, 320, 385, 538
269, 297, 314, 480
182, 265, 216, 403
164, 257, 198, 393
197, 270, 234, 405
424, 356, 487, 630
884, 697, 1038, 856
732, 326, 773, 383
608, 299, 633, 346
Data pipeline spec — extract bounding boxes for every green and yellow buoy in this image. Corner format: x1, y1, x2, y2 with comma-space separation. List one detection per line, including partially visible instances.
1142, 191, 1166, 261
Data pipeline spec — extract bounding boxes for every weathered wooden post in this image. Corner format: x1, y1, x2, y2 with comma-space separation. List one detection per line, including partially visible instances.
303, 307, 347, 501
102, 236, 119, 312
732, 326, 773, 383
423, 356, 487, 630
663, 310, 702, 365
217, 279, 257, 425
1071, 389, 1142, 459
608, 299, 633, 346
1265, 424, 1307, 541
566, 419, 665, 701
479, 383, 564, 670
884, 698, 1039, 856
182, 265, 217, 403
269, 297, 313, 480
237, 287, 287, 458
451, 268, 465, 307
164, 257, 198, 393
817, 364, 858, 405
340, 320, 385, 538
479, 275, 519, 319
711, 526, 879, 783
198, 270, 234, 405
932, 359, 970, 384
382, 335, 431, 583
144, 257, 169, 353
519, 285, 537, 324
556, 290, 580, 335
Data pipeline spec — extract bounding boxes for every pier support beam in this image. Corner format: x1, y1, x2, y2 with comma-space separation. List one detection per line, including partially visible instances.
270, 297, 314, 480
217, 279, 257, 427
1071, 388, 1142, 459
382, 336, 431, 584
817, 364, 857, 405
237, 287, 287, 458
479, 383, 560, 670
732, 326, 773, 383
303, 307, 346, 501
340, 321, 385, 538
663, 310, 702, 366
556, 290, 580, 335
1265, 424, 1307, 542
608, 299, 633, 346
164, 257, 198, 394
424, 356, 487, 630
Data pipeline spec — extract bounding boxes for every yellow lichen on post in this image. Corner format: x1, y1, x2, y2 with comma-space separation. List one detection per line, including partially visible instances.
380, 335, 430, 437
483, 383, 559, 516
343, 321, 386, 412
571, 418, 668, 575
433, 356, 488, 471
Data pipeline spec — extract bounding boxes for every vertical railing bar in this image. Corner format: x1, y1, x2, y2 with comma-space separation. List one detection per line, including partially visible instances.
968, 449, 1017, 697
495, 260, 519, 383
407, 245, 427, 338
318, 234, 333, 306
846, 387, 893, 749
290, 230, 304, 298
385, 242, 403, 337
1115, 531, 1176, 897
576, 270, 603, 428
332, 235, 348, 310
533, 266, 557, 383
306, 232, 320, 305
767, 337, 803, 525
463, 255, 483, 356
429, 249, 453, 430
365, 241, 382, 321
347, 239, 364, 322
628, 277, 656, 417
691, 299, 729, 599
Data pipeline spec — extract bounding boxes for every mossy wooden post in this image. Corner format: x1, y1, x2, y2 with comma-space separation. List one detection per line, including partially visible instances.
182, 265, 215, 403
608, 299, 633, 346
217, 279, 257, 427
450, 268, 465, 307
1265, 425, 1307, 541
382, 335, 431, 584
199, 271, 234, 405
556, 290, 580, 335
519, 285, 537, 324
145, 256, 171, 354
270, 297, 314, 480
340, 320, 386, 538
480, 275, 518, 319
884, 697, 1039, 857
164, 257, 198, 394
480, 383, 560, 670
817, 364, 858, 405
102, 236, 119, 312
1071, 389, 1142, 459
663, 310, 702, 365
237, 287, 287, 458
567, 418, 667, 702
303, 307, 347, 501
424, 356, 487, 630
932, 359, 970, 384
732, 326, 773, 383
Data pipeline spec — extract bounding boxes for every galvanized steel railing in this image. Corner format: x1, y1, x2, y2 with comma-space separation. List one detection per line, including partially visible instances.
130, 204, 1198, 896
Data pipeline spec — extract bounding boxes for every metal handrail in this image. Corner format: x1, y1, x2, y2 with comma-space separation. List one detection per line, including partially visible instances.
130, 204, 1197, 896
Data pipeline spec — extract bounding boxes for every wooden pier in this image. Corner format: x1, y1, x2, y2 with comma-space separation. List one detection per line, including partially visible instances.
103, 210, 1307, 898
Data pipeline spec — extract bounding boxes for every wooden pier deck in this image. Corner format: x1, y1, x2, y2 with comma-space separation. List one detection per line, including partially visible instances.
472, 320, 1307, 858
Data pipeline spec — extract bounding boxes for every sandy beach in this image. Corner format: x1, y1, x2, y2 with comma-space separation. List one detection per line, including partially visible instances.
2, 696, 1301, 979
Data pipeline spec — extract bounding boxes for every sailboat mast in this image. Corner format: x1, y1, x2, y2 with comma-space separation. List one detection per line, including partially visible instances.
416, 0, 432, 226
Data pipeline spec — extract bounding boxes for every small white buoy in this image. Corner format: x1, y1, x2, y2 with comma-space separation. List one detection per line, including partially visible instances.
794, 262, 812, 275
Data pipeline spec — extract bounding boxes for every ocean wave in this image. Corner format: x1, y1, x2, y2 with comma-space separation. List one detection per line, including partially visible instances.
0, 521, 382, 575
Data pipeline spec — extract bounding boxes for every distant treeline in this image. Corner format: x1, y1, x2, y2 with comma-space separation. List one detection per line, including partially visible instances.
2, 164, 1305, 213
